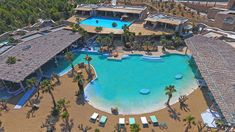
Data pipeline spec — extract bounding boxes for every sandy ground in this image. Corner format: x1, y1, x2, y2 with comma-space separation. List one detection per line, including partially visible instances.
1, 57, 211, 132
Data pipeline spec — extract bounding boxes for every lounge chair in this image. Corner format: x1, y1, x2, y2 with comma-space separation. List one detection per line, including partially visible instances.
140, 117, 148, 127
119, 118, 125, 127
90, 112, 99, 122
99, 116, 107, 126
129, 117, 135, 125
150, 115, 158, 126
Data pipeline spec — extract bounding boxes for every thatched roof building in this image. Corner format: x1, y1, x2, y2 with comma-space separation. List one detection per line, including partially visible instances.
0, 29, 81, 83
185, 35, 235, 125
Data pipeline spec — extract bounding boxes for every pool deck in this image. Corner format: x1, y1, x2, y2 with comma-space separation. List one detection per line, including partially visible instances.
1, 63, 210, 131
66, 16, 172, 35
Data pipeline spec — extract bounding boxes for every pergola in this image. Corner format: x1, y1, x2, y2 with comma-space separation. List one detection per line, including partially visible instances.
185, 35, 235, 126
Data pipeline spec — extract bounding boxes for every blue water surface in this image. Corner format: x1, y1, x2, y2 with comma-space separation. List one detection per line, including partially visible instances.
43, 52, 197, 114
80, 17, 132, 29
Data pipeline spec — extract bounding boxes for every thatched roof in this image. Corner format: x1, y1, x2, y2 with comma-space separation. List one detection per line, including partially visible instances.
0, 29, 81, 83
185, 35, 235, 125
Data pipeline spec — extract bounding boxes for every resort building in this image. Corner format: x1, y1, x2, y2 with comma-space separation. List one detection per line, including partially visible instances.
144, 14, 189, 35
207, 0, 235, 31
0, 28, 81, 97
185, 35, 235, 128
75, 4, 148, 20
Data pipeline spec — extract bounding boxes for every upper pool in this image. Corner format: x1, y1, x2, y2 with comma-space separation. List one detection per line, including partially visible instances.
43, 52, 197, 114
79, 17, 132, 29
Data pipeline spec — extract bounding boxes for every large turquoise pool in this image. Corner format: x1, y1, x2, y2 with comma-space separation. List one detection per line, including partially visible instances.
79, 17, 132, 29
43, 52, 197, 114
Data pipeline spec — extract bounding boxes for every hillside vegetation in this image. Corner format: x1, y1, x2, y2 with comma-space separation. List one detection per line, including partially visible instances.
0, 0, 74, 34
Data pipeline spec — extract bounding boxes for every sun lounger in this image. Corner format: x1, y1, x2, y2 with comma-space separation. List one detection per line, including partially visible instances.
141, 117, 148, 127
119, 118, 125, 127
99, 116, 107, 126
90, 112, 99, 122
129, 117, 135, 125
150, 115, 158, 126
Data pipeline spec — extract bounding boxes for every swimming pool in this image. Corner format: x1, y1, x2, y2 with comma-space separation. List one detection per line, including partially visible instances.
43, 52, 197, 114
79, 17, 132, 29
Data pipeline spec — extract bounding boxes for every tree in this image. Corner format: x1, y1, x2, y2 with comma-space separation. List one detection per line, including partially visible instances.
64, 52, 75, 75
130, 124, 141, 132
73, 73, 84, 93
6, 56, 16, 65
40, 79, 56, 108
183, 115, 196, 132
26, 77, 40, 100
165, 85, 176, 106
85, 54, 92, 71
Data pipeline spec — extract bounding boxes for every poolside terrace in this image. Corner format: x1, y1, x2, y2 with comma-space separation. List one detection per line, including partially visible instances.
185, 35, 235, 126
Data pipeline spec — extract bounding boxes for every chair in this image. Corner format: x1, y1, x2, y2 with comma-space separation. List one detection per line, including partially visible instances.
150, 115, 158, 126
99, 116, 107, 126
129, 117, 135, 125
140, 117, 148, 127
90, 112, 99, 122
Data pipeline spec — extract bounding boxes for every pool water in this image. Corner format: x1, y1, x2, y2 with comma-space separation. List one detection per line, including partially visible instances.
79, 17, 132, 29
43, 52, 197, 114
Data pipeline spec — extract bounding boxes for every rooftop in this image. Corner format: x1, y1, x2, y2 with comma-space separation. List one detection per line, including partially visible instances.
76, 4, 147, 14
185, 35, 235, 124
145, 14, 188, 25
0, 29, 81, 83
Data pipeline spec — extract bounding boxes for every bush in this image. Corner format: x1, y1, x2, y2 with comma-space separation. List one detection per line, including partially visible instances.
112, 22, 117, 27
130, 124, 140, 132
95, 26, 103, 32
94, 129, 100, 132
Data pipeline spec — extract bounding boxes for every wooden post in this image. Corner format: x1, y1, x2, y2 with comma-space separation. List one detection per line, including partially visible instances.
20, 81, 25, 91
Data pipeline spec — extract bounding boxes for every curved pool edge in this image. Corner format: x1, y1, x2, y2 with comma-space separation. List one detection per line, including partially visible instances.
84, 63, 199, 115
85, 83, 199, 115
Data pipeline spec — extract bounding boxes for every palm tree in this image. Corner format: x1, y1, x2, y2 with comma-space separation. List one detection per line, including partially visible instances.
57, 99, 71, 132
40, 79, 56, 108
64, 52, 75, 75
165, 85, 176, 106
26, 77, 40, 100
84, 54, 92, 72
73, 73, 84, 93
57, 98, 70, 113
183, 115, 196, 132
109, 32, 114, 47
